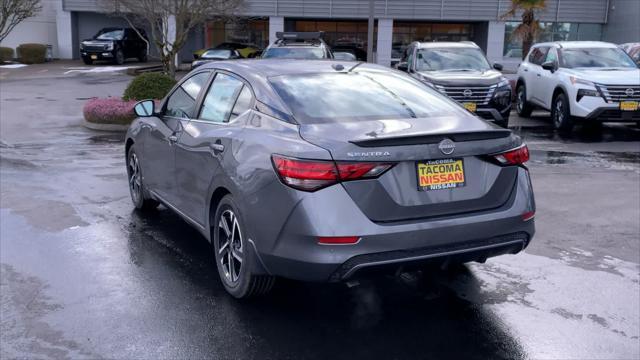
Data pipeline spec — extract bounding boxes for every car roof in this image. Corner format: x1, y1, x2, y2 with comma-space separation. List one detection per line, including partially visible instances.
414, 41, 479, 49
534, 41, 619, 49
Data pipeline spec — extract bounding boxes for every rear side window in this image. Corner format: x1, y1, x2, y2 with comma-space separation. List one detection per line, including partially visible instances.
269, 71, 467, 124
528, 47, 549, 65
229, 86, 254, 121
199, 73, 246, 123
165, 72, 210, 119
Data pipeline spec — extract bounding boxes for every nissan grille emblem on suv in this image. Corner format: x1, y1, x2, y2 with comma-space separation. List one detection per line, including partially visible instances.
438, 139, 456, 155
463, 89, 473, 97
625, 88, 635, 97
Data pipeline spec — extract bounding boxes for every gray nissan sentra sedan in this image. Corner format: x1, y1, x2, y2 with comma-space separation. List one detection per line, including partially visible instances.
126, 59, 535, 298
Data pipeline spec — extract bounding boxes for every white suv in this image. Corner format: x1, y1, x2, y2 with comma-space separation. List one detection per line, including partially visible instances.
515, 41, 640, 131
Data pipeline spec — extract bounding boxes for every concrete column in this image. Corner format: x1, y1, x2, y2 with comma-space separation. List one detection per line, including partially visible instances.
486, 21, 505, 64
376, 18, 393, 67
55, 0, 73, 59
269, 16, 284, 45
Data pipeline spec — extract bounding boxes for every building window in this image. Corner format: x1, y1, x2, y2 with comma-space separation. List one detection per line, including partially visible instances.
503, 22, 603, 58
206, 19, 269, 50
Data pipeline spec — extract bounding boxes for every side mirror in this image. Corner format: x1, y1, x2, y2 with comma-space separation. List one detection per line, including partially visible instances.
396, 62, 408, 72
542, 61, 556, 72
493, 63, 504, 71
134, 100, 155, 117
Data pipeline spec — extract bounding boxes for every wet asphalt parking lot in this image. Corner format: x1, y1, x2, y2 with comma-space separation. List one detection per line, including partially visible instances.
1, 63, 639, 359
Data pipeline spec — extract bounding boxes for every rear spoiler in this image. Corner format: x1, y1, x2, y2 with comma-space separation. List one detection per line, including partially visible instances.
350, 130, 511, 147
276, 31, 324, 41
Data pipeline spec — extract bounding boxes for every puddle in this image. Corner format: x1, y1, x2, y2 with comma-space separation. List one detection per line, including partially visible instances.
513, 125, 640, 143
87, 133, 125, 144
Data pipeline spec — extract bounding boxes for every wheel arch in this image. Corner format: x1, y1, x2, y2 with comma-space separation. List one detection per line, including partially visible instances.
208, 186, 232, 242
125, 138, 134, 158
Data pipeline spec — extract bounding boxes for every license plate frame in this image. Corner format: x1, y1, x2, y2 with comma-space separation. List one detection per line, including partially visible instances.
416, 158, 466, 191
462, 102, 477, 112
620, 101, 639, 111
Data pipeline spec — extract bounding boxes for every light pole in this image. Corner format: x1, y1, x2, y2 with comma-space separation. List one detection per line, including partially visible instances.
366, 0, 374, 63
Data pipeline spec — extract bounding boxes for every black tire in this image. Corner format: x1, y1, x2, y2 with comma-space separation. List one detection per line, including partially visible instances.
516, 84, 534, 117
551, 92, 574, 132
213, 195, 275, 298
114, 50, 125, 65
138, 51, 148, 63
495, 114, 510, 128
127, 146, 159, 211
82, 57, 93, 65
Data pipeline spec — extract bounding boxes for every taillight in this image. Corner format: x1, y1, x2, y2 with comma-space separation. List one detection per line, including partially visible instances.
493, 144, 530, 165
271, 155, 394, 191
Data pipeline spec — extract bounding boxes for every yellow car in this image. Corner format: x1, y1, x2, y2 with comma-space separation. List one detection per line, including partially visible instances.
193, 42, 260, 59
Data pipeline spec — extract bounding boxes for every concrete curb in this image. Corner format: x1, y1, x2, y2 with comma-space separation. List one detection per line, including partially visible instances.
82, 120, 129, 132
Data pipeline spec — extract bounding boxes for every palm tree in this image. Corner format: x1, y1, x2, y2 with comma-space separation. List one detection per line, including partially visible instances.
502, 0, 547, 60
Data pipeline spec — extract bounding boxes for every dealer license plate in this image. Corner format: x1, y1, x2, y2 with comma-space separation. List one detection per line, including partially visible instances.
620, 101, 639, 111
462, 102, 477, 112
417, 158, 466, 191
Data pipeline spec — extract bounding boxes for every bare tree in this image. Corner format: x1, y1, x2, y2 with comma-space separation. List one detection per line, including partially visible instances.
110, 0, 244, 76
0, 0, 42, 43
502, 0, 547, 60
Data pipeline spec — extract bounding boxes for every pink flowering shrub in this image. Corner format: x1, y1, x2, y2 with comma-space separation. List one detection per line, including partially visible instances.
83, 97, 137, 125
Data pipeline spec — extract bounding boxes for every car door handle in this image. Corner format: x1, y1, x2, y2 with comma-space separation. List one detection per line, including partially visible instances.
524, 68, 529, 72
536, 73, 541, 77
210, 143, 225, 153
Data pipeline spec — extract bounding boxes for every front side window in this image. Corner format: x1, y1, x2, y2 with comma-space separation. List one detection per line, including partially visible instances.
415, 48, 491, 71
269, 71, 467, 124
199, 73, 246, 123
165, 72, 210, 119
545, 48, 558, 64
560, 47, 638, 69
528, 47, 549, 65
262, 47, 325, 59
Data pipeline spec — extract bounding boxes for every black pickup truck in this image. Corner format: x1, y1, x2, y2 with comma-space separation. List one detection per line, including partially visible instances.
80, 27, 148, 65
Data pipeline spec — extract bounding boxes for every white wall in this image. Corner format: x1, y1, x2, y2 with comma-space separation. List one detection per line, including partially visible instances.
0, 0, 60, 58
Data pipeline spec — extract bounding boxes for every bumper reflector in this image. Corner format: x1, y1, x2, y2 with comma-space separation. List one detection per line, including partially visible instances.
522, 211, 535, 221
318, 236, 360, 245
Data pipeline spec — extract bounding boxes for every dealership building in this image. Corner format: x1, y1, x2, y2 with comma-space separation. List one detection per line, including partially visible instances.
3, 0, 639, 69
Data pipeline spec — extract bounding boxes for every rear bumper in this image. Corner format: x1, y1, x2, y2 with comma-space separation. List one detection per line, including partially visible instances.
255, 167, 535, 282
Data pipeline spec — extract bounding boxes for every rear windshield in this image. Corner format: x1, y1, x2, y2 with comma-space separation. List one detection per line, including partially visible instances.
263, 47, 325, 59
560, 47, 638, 68
201, 49, 232, 59
269, 71, 466, 124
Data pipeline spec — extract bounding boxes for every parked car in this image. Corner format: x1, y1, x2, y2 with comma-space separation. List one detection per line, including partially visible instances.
333, 51, 357, 61
126, 59, 536, 298
516, 41, 640, 131
192, 49, 242, 69
262, 32, 333, 59
620, 42, 640, 66
194, 42, 261, 60
331, 43, 367, 61
80, 27, 148, 65
397, 42, 512, 128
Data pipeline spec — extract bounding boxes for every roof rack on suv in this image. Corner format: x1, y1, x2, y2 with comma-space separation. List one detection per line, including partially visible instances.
275, 32, 324, 44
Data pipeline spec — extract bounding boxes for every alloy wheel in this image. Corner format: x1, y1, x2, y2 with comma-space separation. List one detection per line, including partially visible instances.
554, 98, 564, 127
128, 153, 142, 204
218, 209, 243, 283
517, 89, 524, 113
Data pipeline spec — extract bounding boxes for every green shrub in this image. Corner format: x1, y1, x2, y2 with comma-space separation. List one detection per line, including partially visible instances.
123, 72, 177, 101
17, 43, 47, 64
0, 47, 13, 63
